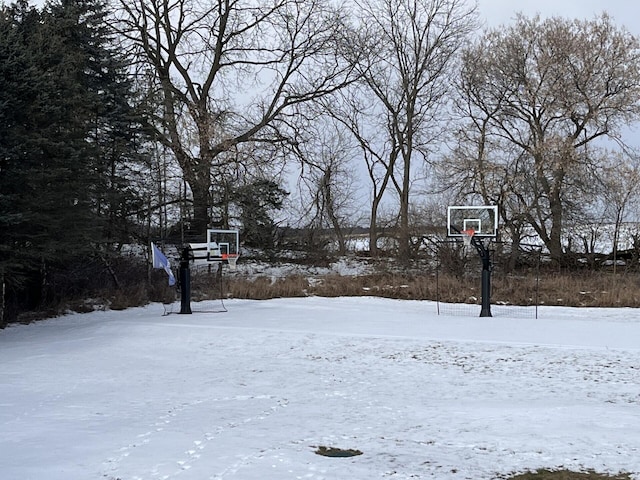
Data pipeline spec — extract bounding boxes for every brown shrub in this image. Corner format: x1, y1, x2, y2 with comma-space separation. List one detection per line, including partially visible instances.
11, 256, 640, 327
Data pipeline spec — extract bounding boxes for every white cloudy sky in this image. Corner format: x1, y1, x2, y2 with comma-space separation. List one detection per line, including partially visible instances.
479, 0, 640, 33
17, 0, 640, 34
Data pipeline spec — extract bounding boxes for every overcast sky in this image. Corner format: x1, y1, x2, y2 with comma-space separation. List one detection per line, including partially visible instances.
479, 0, 640, 34
12, 0, 640, 35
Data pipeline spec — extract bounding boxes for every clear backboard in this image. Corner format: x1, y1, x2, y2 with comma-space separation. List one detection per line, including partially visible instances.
447, 205, 498, 237
188, 229, 240, 264
206, 229, 239, 261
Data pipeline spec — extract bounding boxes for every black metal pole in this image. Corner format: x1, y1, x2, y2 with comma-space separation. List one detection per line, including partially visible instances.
452, 227, 494, 317
475, 239, 492, 317
179, 246, 192, 314
480, 262, 492, 317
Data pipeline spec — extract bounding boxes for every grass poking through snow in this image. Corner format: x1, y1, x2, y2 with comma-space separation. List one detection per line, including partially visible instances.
503, 469, 632, 479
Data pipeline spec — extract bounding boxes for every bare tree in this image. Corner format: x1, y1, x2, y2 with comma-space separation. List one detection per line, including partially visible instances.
293, 118, 361, 255
321, 87, 396, 256
113, 0, 355, 234
336, 0, 477, 260
594, 151, 640, 271
442, 65, 542, 268
459, 14, 640, 262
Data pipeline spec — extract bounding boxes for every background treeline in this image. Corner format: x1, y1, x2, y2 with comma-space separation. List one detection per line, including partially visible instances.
2, 0, 640, 325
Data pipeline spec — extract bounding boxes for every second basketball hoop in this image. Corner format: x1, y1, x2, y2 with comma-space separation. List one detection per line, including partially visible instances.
447, 205, 498, 317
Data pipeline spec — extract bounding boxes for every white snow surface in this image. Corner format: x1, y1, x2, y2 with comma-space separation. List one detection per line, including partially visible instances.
1, 297, 639, 480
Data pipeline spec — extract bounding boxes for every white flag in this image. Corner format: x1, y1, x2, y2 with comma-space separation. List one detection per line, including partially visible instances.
151, 243, 176, 286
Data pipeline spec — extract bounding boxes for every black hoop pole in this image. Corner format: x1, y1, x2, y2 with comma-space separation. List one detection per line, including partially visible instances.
478, 241, 492, 317
472, 238, 493, 317
454, 227, 493, 317
179, 246, 192, 314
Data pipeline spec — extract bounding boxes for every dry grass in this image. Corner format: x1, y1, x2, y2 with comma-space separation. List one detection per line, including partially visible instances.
189, 269, 640, 308
503, 469, 632, 479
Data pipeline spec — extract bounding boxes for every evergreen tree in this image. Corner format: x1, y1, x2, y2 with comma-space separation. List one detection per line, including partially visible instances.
0, 1, 48, 314
42, 0, 148, 250
235, 180, 288, 250
52, 0, 149, 246
0, 0, 148, 322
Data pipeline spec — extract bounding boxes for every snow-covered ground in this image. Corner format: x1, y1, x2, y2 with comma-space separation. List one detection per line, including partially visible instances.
1, 297, 639, 480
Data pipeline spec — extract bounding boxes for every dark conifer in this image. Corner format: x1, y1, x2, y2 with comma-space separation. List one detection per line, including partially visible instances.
0, 0, 148, 322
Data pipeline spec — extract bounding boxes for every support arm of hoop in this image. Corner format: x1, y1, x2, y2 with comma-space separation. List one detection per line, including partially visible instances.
452, 226, 490, 264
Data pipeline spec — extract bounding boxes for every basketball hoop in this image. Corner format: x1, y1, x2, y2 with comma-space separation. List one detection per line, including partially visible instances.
462, 229, 475, 247
226, 254, 239, 271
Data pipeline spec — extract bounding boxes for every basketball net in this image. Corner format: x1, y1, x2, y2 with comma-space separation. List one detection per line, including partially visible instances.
462, 229, 475, 247
226, 254, 239, 271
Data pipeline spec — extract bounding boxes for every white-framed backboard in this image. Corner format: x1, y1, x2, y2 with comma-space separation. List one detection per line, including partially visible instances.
188, 229, 239, 264
447, 205, 498, 237
206, 229, 239, 261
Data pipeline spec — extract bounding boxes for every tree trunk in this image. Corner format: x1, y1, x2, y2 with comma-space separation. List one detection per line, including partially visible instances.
506, 229, 522, 273
398, 189, 410, 262
547, 187, 565, 263
0, 274, 5, 328
369, 200, 379, 257
398, 149, 411, 262
190, 182, 211, 236
324, 175, 346, 255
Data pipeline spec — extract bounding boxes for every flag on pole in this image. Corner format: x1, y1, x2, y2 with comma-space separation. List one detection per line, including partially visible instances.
151, 242, 176, 286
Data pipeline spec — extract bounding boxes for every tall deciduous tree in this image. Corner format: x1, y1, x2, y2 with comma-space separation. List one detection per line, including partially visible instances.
459, 14, 640, 262
337, 0, 477, 259
291, 116, 360, 255
114, 0, 355, 235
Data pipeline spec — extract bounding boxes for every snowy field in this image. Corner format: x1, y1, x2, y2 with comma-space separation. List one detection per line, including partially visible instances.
1, 296, 639, 480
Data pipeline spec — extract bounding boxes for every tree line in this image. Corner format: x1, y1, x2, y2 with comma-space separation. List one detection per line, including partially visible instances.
2, 0, 640, 323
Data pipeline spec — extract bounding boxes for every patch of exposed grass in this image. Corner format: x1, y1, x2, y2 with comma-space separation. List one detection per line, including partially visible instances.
502, 469, 632, 479
313, 445, 363, 457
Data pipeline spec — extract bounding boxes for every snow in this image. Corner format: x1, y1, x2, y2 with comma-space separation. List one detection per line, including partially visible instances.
227, 256, 376, 278
1, 296, 639, 480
